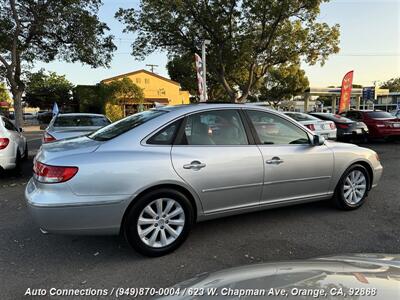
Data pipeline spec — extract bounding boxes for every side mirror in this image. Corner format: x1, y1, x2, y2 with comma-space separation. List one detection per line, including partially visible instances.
313, 135, 325, 146
19, 128, 23, 132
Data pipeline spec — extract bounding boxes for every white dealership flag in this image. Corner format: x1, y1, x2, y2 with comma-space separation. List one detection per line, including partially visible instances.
52, 102, 59, 116
194, 53, 205, 102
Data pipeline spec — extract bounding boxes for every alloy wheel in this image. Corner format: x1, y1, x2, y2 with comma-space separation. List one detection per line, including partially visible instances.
343, 170, 367, 205
137, 198, 185, 248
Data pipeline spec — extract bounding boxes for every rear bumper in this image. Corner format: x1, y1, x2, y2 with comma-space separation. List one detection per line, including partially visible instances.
0, 155, 16, 170
370, 127, 400, 138
316, 129, 337, 140
338, 129, 368, 140
25, 178, 130, 235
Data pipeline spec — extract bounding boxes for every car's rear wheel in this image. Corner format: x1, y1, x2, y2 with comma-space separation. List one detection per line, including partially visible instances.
333, 164, 370, 210
23, 143, 28, 161
12, 151, 22, 175
124, 189, 194, 257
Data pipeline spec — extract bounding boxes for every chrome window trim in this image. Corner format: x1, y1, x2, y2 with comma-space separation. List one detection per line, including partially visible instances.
143, 107, 254, 147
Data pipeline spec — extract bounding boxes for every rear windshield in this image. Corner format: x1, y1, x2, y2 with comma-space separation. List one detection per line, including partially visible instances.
313, 113, 353, 123
285, 113, 319, 122
88, 109, 168, 141
367, 111, 394, 119
54, 115, 110, 127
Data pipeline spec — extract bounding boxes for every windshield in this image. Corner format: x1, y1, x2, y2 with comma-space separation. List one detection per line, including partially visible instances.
54, 115, 110, 127
367, 111, 394, 119
88, 109, 168, 141
285, 113, 319, 122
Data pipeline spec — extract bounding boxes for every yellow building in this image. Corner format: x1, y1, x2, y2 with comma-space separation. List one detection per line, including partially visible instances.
101, 69, 190, 115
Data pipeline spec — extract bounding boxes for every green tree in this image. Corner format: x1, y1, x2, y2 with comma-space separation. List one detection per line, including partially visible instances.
117, 0, 340, 103
24, 69, 74, 110
380, 77, 400, 92
102, 78, 144, 121
0, 0, 116, 128
73, 84, 104, 114
0, 82, 12, 103
258, 62, 309, 107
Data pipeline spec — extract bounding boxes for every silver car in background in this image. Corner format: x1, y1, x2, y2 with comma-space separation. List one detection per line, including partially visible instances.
284, 112, 337, 140
157, 254, 400, 300
26, 104, 382, 256
43, 113, 111, 143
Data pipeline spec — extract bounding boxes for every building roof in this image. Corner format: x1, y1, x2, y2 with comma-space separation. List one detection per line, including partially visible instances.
101, 69, 181, 86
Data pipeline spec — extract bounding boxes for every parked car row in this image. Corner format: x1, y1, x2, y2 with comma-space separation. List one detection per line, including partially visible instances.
310, 112, 369, 142
283, 109, 400, 142
340, 110, 400, 140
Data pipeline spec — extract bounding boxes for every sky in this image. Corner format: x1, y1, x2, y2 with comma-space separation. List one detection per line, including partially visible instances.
35, 0, 400, 88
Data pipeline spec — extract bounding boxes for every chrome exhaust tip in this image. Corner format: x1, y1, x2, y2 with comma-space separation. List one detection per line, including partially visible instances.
39, 228, 49, 234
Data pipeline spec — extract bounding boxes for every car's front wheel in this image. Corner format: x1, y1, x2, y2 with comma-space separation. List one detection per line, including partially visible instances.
124, 189, 194, 257
333, 164, 370, 210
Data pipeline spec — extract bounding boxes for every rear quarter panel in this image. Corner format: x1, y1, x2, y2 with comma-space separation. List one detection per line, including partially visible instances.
48, 144, 204, 217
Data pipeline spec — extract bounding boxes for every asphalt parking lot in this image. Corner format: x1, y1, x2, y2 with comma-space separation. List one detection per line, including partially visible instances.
1, 133, 399, 299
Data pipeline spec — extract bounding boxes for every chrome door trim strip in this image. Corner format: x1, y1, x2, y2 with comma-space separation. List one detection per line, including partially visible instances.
264, 176, 331, 185
259, 192, 333, 206
202, 182, 263, 193
204, 193, 333, 216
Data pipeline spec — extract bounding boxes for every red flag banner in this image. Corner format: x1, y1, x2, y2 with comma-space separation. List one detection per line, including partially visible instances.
338, 71, 354, 113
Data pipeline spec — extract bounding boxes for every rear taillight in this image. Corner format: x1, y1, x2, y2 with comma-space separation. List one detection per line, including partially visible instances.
0, 138, 9, 150
329, 123, 336, 130
336, 123, 350, 129
33, 160, 78, 183
305, 124, 315, 131
43, 132, 56, 143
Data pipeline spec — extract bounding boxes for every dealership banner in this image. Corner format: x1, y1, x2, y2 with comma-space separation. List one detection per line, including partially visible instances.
338, 71, 354, 113
194, 53, 206, 102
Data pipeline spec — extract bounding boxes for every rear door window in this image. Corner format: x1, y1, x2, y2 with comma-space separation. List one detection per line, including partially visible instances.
177, 110, 249, 145
147, 120, 181, 145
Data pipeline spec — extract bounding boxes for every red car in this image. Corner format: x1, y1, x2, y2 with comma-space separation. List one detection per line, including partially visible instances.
341, 110, 400, 139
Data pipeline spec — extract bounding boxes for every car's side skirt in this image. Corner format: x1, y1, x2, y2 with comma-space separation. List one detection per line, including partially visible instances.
197, 193, 333, 222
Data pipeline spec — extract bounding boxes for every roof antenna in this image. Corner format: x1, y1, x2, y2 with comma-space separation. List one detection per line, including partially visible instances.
146, 64, 159, 73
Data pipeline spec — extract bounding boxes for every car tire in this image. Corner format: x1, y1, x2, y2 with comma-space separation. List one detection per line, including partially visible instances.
23, 143, 28, 161
333, 164, 370, 210
124, 188, 194, 257
12, 151, 22, 176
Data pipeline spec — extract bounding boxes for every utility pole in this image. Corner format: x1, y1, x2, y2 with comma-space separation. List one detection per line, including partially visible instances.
201, 40, 211, 101
146, 64, 159, 73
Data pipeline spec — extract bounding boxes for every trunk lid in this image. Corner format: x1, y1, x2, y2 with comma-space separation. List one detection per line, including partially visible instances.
35, 136, 102, 164
49, 126, 101, 140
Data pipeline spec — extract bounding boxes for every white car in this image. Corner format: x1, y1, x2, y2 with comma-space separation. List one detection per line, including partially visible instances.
284, 112, 337, 139
0, 116, 28, 170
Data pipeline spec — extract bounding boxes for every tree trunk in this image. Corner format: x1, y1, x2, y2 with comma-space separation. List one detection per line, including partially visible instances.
12, 89, 24, 129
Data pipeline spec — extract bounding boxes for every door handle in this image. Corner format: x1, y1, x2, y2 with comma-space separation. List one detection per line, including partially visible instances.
266, 157, 284, 165
183, 160, 206, 170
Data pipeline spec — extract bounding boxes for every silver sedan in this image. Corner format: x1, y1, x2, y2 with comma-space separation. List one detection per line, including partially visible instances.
42, 113, 111, 143
25, 104, 383, 256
